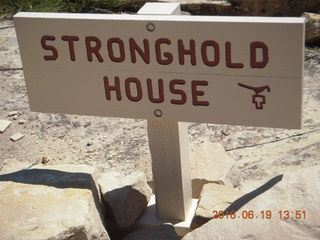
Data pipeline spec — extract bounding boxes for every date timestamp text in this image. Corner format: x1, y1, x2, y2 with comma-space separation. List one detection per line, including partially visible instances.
212, 210, 306, 220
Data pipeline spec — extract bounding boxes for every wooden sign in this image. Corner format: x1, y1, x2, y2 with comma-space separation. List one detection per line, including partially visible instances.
14, 12, 304, 128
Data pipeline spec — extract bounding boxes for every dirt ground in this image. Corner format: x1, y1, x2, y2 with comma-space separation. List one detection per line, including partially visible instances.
0, 19, 319, 190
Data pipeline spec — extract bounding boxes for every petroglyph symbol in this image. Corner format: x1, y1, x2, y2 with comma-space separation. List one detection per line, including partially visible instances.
238, 83, 271, 110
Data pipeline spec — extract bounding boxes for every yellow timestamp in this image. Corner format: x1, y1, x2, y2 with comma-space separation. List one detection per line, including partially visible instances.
212, 210, 306, 220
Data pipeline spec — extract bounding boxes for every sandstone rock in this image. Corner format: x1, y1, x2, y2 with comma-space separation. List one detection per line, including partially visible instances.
0, 164, 110, 240
192, 183, 245, 228
225, 165, 241, 188
123, 224, 180, 240
7, 110, 19, 117
0, 119, 11, 133
18, 119, 26, 124
191, 142, 240, 198
98, 171, 152, 230
183, 166, 320, 240
10, 132, 24, 142
303, 12, 320, 45
0, 158, 33, 174
179, 0, 234, 16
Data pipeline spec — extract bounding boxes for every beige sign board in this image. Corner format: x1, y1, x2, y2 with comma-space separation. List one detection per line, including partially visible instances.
14, 12, 304, 128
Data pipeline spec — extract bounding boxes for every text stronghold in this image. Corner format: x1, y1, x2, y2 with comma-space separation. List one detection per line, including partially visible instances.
41, 36, 269, 69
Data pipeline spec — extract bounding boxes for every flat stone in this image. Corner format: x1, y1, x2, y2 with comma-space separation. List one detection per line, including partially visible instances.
98, 171, 152, 230
0, 159, 33, 174
10, 133, 25, 142
0, 164, 110, 240
191, 183, 245, 228
18, 119, 26, 124
7, 111, 19, 117
183, 166, 320, 240
123, 224, 180, 240
0, 120, 12, 133
190, 142, 240, 198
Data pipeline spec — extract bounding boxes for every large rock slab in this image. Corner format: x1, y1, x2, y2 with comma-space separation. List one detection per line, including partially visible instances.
191, 142, 240, 198
183, 166, 320, 240
0, 164, 109, 240
123, 224, 180, 240
98, 171, 152, 230
192, 183, 245, 228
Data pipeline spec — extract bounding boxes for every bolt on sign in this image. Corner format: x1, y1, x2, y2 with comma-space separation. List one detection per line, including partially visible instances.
14, 13, 304, 129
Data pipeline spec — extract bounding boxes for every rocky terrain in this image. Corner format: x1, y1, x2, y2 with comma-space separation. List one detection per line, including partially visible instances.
0, 3, 320, 239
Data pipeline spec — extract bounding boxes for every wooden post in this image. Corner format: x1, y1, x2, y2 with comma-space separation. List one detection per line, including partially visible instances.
148, 121, 192, 220
138, 2, 193, 221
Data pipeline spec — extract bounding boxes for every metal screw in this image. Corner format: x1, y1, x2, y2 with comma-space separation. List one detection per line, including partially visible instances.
146, 22, 155, 32
154, 109, 163, 117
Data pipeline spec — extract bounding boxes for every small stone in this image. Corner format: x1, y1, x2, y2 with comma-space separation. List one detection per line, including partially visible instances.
18, 119, 26, 125
221, 130, 230, 136
10, 133, 25, 142
8, 111, 19, 117
302, 12, 320, 45
13, 115, 18, 120
41, 157, 49, 164
0, 120, 12, 133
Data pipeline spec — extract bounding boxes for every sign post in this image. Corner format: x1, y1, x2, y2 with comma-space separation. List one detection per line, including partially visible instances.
139, 2, 192, 221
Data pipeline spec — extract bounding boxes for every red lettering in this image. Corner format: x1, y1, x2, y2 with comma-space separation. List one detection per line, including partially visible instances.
125, 77, 142, 102
178, 39, 196, 66
155, 38, 173, 65
201, 40, 220, 67
103, 76, 122, 101
250, 41, 269, 68
61, 36, 79, 61
107, 38, 125, 63
129, 38, 150, 64
169, 79, 187, 105
225, 42, 244, 68
41, 35, 58, 61
147, 78, 164, 103
85, 36, 103, 62
192, 80, 209, 106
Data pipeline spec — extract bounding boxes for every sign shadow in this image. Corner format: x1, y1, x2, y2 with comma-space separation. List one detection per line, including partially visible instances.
213, 174, 283, 219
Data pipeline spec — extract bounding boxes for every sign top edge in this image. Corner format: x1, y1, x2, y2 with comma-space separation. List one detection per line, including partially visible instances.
13, 12, 305, 24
